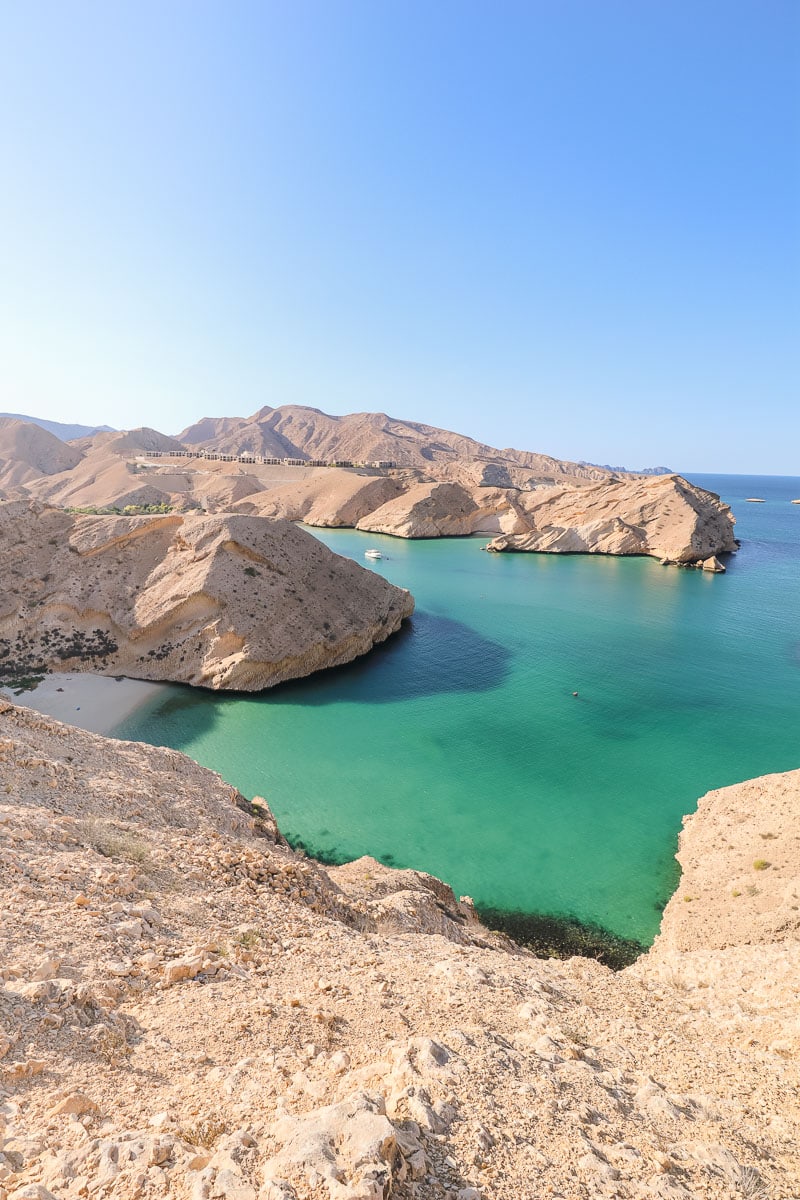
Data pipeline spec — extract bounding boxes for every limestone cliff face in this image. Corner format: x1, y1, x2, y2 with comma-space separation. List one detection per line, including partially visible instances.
298, 471, 735, 566
0, 701, 798, 1199
486, 474, 737, 563
355, 481, 480, 537
650, 768, 800, 954
0, 501, 414, 691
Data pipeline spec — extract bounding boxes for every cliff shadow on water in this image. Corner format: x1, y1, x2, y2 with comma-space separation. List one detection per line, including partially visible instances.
266, 611, 510, 706
117, 610, 510, 739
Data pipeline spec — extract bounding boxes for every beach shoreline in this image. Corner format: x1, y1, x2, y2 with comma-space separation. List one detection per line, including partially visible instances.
0, 672, 165, 737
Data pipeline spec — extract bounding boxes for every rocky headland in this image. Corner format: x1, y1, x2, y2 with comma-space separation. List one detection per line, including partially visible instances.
0, 501, 413, 692
484, 474, 738, 566
236, 471, 736, 566
0, 701, 797, 1199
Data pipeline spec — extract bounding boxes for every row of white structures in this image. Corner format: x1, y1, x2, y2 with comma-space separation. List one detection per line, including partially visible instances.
142, 449, 397, 469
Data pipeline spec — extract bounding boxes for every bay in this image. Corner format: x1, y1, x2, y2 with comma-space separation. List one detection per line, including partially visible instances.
115, 473, 800, 945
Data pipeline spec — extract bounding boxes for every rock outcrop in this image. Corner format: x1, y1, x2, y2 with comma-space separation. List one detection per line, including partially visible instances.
0, 700, 798, 1199
236, 469, 735, 564
0, 501, 413, 691
356, 482, 481, 538
486, 474, 737, 564
651, 768, 800, 953
0, 410, 738, 569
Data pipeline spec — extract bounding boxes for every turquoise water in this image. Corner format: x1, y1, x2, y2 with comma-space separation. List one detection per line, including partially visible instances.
115, 474, 800, 944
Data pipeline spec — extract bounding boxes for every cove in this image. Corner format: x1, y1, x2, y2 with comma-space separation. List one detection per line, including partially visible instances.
115, 474, 800, 946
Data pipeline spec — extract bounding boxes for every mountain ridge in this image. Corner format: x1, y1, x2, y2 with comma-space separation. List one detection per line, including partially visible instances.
177, 403, 621, 481
0, 411, 115, 441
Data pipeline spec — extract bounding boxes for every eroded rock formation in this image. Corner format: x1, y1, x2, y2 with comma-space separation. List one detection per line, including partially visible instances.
0, 501, 413, 691
237, 470, 736, 565
485, 474, 737, 564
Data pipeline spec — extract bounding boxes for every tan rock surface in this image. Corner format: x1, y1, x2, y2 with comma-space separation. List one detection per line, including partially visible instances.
0, 501, 413, 691
228, 465, 734, 566
0, 701, 797, 1199
651, 768, 800, 954
356, 482, 480, 538
0, 409, 735, 568
237, 472, 405, 527
487, 474, 737, 564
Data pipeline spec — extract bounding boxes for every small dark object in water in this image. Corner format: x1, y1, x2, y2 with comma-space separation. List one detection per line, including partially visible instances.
56, 687, 64, 692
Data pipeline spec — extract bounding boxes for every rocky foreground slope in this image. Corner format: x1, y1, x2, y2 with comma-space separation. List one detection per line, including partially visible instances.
0, 701, 797, 1200
0, 502, 413, 691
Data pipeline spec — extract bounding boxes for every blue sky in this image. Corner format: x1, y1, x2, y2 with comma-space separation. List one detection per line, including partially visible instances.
1, 1, 797, 472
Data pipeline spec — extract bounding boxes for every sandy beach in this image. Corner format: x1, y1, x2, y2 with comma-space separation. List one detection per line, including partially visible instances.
0, 672, 165, 736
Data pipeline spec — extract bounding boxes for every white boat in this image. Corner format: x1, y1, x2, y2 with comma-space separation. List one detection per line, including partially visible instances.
364, 549, 383, 560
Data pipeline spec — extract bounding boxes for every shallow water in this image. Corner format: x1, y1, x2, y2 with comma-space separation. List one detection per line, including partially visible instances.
116, 473, 800, 944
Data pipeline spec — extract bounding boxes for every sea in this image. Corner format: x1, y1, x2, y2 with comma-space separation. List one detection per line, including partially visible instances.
115, 474, 800, 951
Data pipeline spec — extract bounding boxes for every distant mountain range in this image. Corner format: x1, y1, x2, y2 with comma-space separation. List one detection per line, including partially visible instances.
0, 412, 115, 442
580, 461, 673, 475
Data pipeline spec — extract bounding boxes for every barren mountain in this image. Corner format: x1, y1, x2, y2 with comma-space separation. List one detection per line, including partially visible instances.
0, 700, 797, 1199
0, 412, 115, 441
18, 430, 200, 510
0, 418, 83, 493
0, 501, 413, 691
178, 404, 617, 482
0, 410, 736, 569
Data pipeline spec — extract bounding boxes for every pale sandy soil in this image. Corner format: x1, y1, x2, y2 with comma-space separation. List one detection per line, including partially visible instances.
0, 673, 164, 736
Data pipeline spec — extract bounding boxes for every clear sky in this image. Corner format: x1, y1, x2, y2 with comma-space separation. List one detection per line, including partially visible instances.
1, 1, 797, 472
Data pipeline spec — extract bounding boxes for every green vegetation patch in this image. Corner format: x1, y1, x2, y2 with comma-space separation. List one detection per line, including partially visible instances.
64, 503, 174, 515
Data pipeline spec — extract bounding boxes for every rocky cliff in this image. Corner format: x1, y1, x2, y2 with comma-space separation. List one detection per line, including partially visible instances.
236, 471, 736, 566
0, 501, 413, 691
486, 474, 737, 564
0, 701, 797, 1200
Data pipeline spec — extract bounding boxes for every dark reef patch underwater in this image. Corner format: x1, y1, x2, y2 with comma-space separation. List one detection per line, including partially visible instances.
287, 835, 644, 969
476, 906, 645, 970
